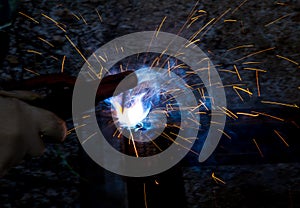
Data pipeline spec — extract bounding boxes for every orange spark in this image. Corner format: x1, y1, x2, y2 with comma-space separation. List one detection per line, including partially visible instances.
275, 2, 289, 6
117, 131, 122, 139
41, 13, 67, 32
233, 65, 242, 81
231, 0, 248, 14
217, 129, 231, 139
195, 111, 208, 115
65, 35, 98, 79
233, 86, 253, 95
151, 57, 162, 68
189, 18, 215, 43
187, 117, 202, 126
185, 39, 201, 48
82, 115, 91, 119
71, 12, 80, 20
212, 172, 226, 184
191, 99, 208, 111
169, 133, 199, 155
67, 124, 87, 134
23, 68, 40, 76
169, 124, 184, 130
98, 55, 107, 63
42, 13, 67, 32
155, 16, 167, 37
129, 130, 139, 157
222, 107, 238, 119
27, 49, 42, 55
233, 87, 244, 101
82, 132, 98, 145
274, 130, 289, 147
236, 112, 259, 117
61, 55, 66, 73
252, 111, 285, 121
113, 128, 119, 137
255, 70, 261, 96
143, 134, 163, 152
265, 14, 292, 27
41, 13, 58, 24
218, 69, 236, 74
144, 183, 148, 208
242, 61, 263, 65
95, 9, 103, 22
276, 55, 299, 66
224, 19, 237, 22
234, 47, 276, 62
56, 24, 67, 32
170, 132, 192, 144
79, 13, 88, 25
92, 53, 101, 64
161, 132, 178, 144
38, 37, 54, 47
243, 67, 267, 72
210, 121, 223, 125
65, 35, 90, 65
198, 10, 207, 13
227, 44, 254, 51
252, 139, 264, 157
261, 100, 299, 108
50, 55, 59, 61
222, 83, 245, 88
160, 132, 199, 155
18, 12, 39, 24
207, 60, 212, 87
187, 14, 206, 28
199, 8, 231, 41
291, 121, 299, 128
191, 14, 202, 21
179, 1, 199, 32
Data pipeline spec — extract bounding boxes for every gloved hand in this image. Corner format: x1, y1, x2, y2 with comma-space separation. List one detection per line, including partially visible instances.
0, 93, 67, 177
0, 71, 137, 177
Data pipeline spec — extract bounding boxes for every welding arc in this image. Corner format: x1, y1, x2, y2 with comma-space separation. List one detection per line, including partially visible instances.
72, 31, 226, 177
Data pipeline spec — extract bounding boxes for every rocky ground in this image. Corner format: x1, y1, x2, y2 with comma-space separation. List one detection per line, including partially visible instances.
0, 0, 299, 207
183, 163, 300, 208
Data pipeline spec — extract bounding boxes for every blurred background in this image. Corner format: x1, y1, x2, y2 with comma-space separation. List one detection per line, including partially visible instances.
0, 0, 299, 207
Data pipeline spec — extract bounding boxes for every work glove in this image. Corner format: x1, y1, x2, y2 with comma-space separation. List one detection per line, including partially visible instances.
0, 71, 137, 177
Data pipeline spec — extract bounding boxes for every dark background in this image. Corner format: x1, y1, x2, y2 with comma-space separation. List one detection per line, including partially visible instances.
0, 0, 299, 207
